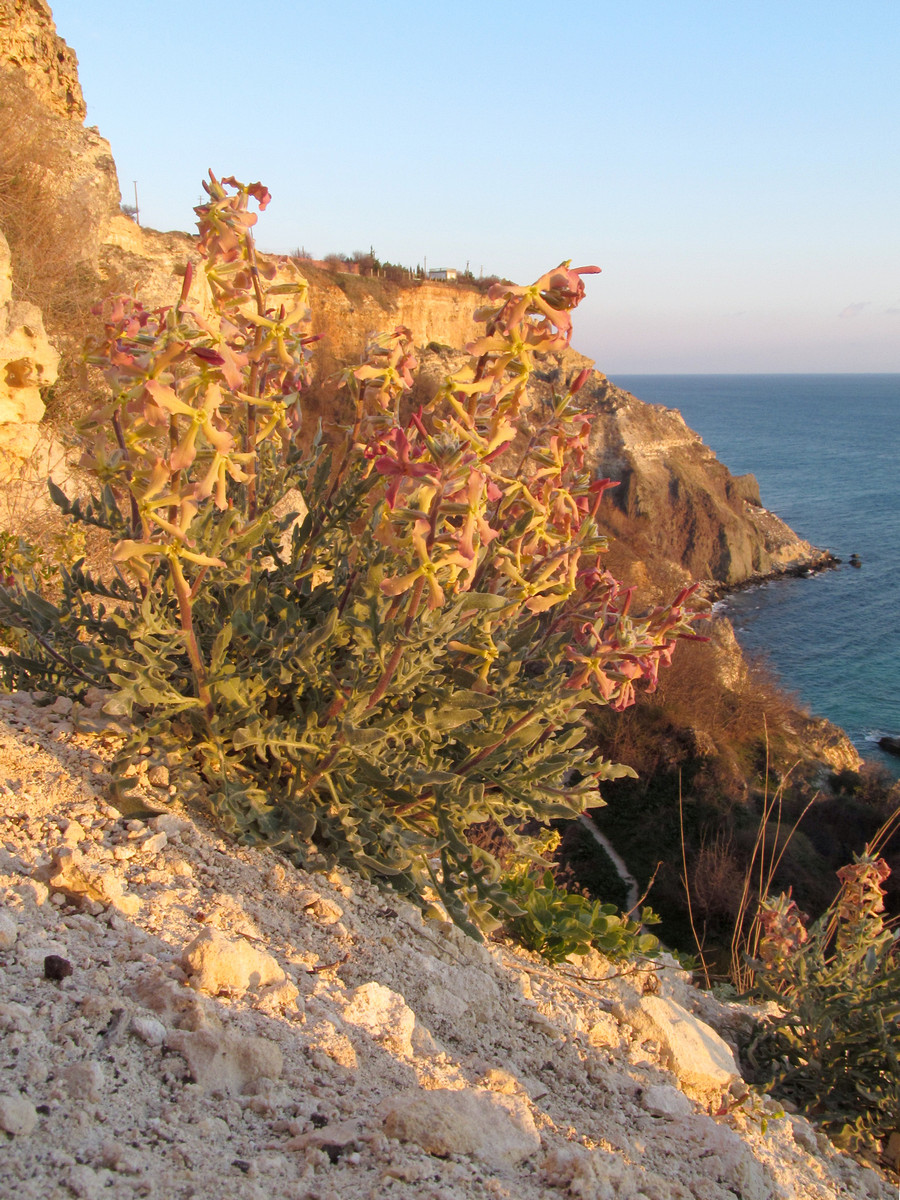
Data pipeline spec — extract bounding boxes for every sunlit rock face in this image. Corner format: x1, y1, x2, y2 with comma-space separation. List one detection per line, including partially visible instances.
0, 230, 58, 475
0, 0, 85, 119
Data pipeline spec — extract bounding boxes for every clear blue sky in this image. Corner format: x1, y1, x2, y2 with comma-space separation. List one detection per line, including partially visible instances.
51, 1, 899, 372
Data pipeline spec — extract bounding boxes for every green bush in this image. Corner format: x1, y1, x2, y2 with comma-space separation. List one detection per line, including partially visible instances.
0, 173, 700, 936
746, 854, 900, 1153
501, 833, 660, 963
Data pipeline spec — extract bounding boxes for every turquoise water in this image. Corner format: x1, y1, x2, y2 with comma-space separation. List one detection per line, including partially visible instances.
609, 374, 900, 774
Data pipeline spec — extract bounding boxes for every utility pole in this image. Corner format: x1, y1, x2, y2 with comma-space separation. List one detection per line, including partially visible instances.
133, 181, 140, 226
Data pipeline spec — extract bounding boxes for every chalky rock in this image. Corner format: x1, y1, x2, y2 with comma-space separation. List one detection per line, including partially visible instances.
63, 1060, 105, 1103
0, 1091, 38, 1136
130, 1014, 166, 1046
642, 1082, 694, 1119
47, 845, 140, 916
166, 1027, 283, 1094
181, 926, 286, 997
0, 906, 18, 949
0, 231, 59, 475
342, 981, 416, 1057
608, 987, 739, 1100
381, 1087, 541, 1168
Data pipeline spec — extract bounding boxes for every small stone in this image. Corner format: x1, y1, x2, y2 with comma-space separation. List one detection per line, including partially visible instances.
181, 927, 286, 997
147, 765, 170, 788
0, 1091, 38, 1135
63, 1060, 105, 1103
61, 819, 86, 845
642, 1083, 694, 1118
131, 1014, 167, 1046
44, 953, 73, 981
0, 907, 17, 949
50, 695, 74, 715
141, 830, 168, 855
381, 1087, 541, 1168
342, 981, 416, 1056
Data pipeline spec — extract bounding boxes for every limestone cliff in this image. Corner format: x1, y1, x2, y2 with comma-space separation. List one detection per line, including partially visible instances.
0, 0, 84, 118
0, 4, 120, 270
0, 227, 58, 471
533, 354, 826, 590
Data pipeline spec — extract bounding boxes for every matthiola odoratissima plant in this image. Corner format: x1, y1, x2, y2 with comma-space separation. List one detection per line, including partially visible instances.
0, 174, 701, 935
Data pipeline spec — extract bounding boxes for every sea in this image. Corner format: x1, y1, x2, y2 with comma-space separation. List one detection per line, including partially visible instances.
609, 374, 900, 776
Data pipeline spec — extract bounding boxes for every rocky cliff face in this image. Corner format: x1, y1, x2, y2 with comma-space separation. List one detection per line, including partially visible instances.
533, 354, 824, 590
0, 0, 84, 118
0, 228, 58, 472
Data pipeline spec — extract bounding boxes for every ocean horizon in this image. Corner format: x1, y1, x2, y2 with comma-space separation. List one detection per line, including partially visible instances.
609, 373, 900, 776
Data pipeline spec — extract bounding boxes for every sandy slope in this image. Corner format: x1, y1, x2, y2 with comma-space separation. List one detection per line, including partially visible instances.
0, 689, 891, 1200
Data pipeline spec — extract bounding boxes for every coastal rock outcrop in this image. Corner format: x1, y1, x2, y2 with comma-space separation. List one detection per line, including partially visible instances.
530, 353, 823, 590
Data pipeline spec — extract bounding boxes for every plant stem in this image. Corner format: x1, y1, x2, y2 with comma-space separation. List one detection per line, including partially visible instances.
111, 410, 142, 541
679, 775, 712, 989
457, 707, 540, 775
168, 554, 214, 724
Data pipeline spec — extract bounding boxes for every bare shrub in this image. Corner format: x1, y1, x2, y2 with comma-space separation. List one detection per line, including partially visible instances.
691, 831, 745, 924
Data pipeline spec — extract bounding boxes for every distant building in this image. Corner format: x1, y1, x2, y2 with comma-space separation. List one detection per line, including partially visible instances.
427, 267, 457, 282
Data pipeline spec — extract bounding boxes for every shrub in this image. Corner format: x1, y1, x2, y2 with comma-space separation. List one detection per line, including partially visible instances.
0, 173, 700, 936
746, 853, 900, 1153
501, 832, 660, 963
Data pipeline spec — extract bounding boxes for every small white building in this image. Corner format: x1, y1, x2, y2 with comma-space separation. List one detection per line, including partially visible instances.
427, 267, 458, 282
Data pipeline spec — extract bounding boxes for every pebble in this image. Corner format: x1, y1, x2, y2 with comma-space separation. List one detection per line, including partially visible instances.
44, 954, 73, 980
0, 1091, 38, 1135
63, 1060, 105, 1103
0, 906, 17, 948
61, 819, 86, 845
147, 764, 170, 787
131, 1014, 167, 1046
141, 830, 168, 855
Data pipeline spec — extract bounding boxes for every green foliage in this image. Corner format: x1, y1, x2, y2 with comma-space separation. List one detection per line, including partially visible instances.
746, 854, 900, 1153
0, 173, 700, 937
501, 854, 661, 963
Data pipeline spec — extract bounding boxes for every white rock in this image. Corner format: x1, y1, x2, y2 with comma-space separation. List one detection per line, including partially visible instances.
0, 1091, 38, 1135
167, 1027, 283, 1094
61, 819, 86, 845
608, 988, 739, 1099
181, 927, 286, 997
63, 1060, 105, 1103
342, 981, 416, 1056
150, 813, 191, 838
0, 906, 18, 949
381, 1087, 541, 1168
131, 1014, 166, 1046
140, 830, 168, 855
642, 1083, 694, 1118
